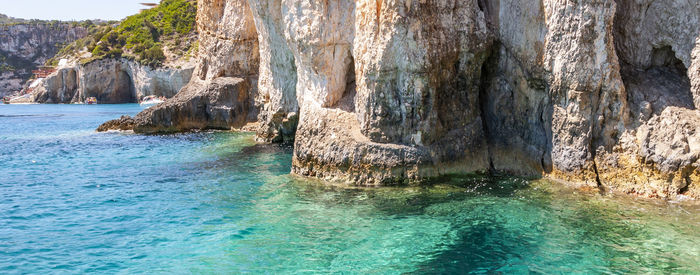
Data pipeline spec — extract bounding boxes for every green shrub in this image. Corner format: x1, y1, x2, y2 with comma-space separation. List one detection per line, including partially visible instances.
106, 48, 123, 59
91, 44, 107, 57
50, 0, 196, 67
139, 45, 166, 67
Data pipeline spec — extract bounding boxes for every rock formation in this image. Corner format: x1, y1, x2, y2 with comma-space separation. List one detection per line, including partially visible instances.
98, 77, 251, 133
99, 0, 260, 132
247, 0, 299, 143
0, 22, 88, 97
102, 0, 700, 199
691, 37, 700, 109
32, 59, 194, 104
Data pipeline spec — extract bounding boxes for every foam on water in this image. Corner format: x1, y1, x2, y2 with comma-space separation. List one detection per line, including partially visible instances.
0, 104, 698, 273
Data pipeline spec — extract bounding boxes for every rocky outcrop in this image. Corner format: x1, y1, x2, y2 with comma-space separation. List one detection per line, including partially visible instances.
595, 107, 700, 198
99, 0, 260, 133
32, 59, 195, 103
289, 0, 700, 198
105, 0, 700, 199
133, 77, 250, 133
98, 77, 250, 133
96, 115, 136, 132
293, 0, 495, 183
0, 23, 88, 96
32, 67, 79, 103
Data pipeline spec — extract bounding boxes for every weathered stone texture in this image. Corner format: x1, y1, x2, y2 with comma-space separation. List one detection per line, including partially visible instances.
0, 23, 88, 97
248, 0, 299, 143
543, 0, 627, 185
479, 0, 550, 176
691, 37, 700, 109
196, 0, 259, 81
99, 0, 700, 199
32, 59, 195, 104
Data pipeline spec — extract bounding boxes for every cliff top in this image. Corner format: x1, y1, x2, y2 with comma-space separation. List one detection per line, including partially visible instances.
0, 13, 112, 28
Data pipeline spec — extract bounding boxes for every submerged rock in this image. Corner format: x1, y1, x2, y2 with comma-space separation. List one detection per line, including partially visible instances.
96, 115, 136, 132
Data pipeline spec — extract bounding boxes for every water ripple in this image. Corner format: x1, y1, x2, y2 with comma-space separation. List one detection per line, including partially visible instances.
0, 104, 699, 273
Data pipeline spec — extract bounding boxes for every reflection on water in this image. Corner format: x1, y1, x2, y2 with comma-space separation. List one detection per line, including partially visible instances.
0, 104, 698, 273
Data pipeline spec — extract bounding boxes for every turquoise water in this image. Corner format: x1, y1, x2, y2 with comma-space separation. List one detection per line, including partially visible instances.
1, 104, 699, 274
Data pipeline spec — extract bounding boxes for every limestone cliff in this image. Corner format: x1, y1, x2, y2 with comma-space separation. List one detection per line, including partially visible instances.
0, 22, 88, 97
102, 0, 700, 199
20, 0, 199, 104
31, 59, 194, 104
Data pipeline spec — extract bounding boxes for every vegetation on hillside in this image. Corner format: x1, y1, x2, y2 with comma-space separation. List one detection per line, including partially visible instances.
48, 0, 197, 68
0, 53, 15, 72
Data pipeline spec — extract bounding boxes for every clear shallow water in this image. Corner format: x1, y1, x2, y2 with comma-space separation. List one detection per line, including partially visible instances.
0, 104, 699, 274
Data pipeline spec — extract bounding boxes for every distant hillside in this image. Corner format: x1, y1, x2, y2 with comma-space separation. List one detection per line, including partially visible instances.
0, 14, 27, 24
48, 0, 198, 68
0, 20, 91, 96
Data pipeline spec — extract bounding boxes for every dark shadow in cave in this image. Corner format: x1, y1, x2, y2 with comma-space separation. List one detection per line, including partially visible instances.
620, 46, 694, 123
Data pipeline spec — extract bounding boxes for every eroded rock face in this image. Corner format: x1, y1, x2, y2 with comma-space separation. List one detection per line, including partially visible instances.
195, 0, 261, 122
99, 0, 261, 133
544, 0, 628, 185
32, 59, 195, 104
32, 67, 78, 103
100, 0, 700, 199
614, 0, 700, 70
479, 0, 549, 176
614, 0, 699, 124
691, 37, 700, 109
196, 0, 259, 82
0, 23, 88, 97
248, 0, 299, 143
288, 0, 698, 197
80, 59, 137, 103
291, 0, 495, 184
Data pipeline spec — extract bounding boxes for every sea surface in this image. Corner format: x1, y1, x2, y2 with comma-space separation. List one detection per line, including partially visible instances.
1, 104, 699, 274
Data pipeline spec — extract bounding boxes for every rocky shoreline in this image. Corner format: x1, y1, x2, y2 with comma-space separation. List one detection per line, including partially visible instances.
98, 0, 700, 200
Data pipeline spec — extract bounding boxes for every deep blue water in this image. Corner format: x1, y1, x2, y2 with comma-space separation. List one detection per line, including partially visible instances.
0, 104, 699, 274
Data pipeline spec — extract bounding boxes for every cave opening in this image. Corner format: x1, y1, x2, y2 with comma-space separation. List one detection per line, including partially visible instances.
330, 54, 356, 113
621, 45, 694, 122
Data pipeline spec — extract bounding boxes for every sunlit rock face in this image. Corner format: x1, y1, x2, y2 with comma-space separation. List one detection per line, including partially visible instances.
32, 59, 195, 104
692, 37, 700, 109
247, 0, 299, 143
0, 23, 88, 97
104, 0, 700, 199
